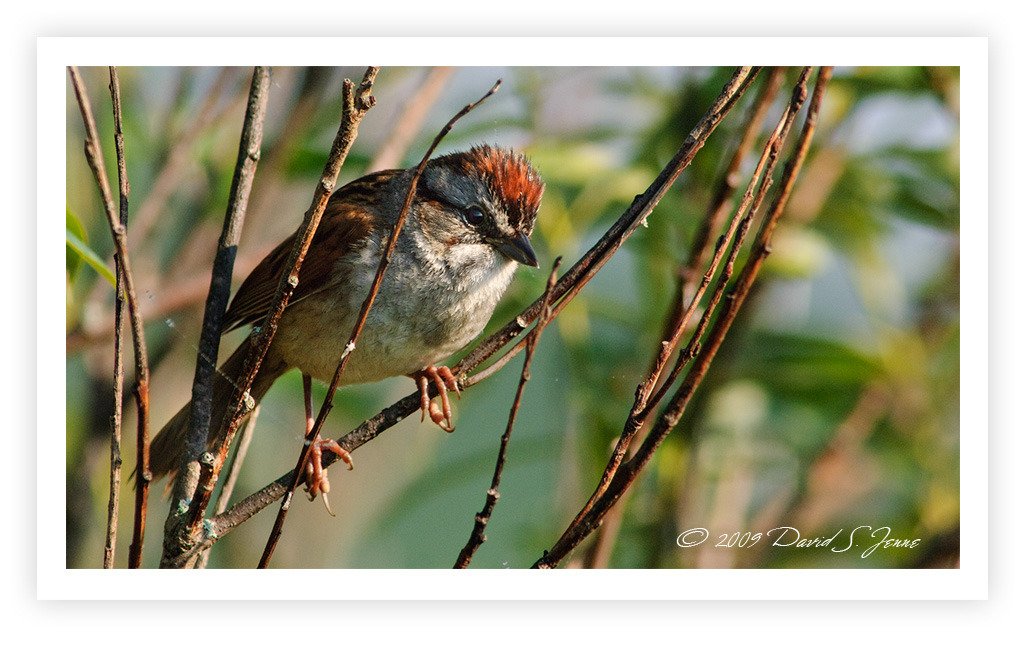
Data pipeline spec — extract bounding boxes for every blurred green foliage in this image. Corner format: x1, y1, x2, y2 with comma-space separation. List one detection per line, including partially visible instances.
66, 66, 959, 569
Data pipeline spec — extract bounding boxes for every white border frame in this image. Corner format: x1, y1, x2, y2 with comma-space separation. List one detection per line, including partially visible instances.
42, 36, 987, 600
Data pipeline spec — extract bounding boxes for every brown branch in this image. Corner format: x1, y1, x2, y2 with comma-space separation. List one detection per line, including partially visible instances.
158, 67, 380, 569
454, 258, 561, 569
194, 404, 261, 569
213, 404, 260, 517
161, 66, 757, 565
104, 271, 125, 568
647, 66, 785, 383
69, 66, 152, 568
565, 67, 797, 532
533, 67, 831, 569
368, 67, 455, 172
164, 67, 271, 557
581, 486, 627, 568
65, 70, 336, 357
675, 67, 786, 313
257, 78, 503, 568
103, 66, 130, 569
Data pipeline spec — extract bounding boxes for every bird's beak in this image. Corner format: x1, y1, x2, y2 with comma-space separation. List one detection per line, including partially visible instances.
494, 233, 539, 268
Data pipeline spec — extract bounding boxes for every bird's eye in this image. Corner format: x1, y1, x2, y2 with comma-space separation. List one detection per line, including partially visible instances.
463, 205, 486, 227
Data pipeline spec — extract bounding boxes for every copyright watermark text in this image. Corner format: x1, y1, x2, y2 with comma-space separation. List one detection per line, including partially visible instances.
675, 525, 922, 559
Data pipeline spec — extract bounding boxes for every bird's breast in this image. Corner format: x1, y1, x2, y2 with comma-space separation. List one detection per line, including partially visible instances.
273, 236, 518, 385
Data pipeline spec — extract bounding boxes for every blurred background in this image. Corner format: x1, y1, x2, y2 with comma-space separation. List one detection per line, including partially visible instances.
66, 66, 959, 568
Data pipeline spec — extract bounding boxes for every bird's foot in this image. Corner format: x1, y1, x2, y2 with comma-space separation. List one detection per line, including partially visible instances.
299, 372, 353, 514
303, 437, 353, 516
410, 365, 460, 432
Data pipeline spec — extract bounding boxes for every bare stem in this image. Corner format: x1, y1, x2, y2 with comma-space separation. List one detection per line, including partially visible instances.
173, 64, 270, 571
102, 66, 129, 569
194, 404, 261, 569
454, 258, 561, 569
584, 68, 788, 566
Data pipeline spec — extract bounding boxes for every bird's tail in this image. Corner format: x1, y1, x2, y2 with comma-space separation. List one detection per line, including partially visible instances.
149, 341, 286, 482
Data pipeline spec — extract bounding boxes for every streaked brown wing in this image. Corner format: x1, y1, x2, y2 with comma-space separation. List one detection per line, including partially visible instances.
222, 171, 394, 332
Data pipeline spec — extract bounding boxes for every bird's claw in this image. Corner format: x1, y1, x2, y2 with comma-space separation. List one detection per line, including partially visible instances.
411, 365, 459, 432
303, 437, 354, 511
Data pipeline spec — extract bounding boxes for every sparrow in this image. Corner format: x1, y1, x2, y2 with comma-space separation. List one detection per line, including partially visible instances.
149, 145, 544, 499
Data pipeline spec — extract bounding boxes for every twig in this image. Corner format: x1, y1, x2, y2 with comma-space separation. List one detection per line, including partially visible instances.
454, 258, 561, 569
104, 276, 124, 568
213, 404, 260, 516
368, 67, 455, 172
159, 67, 379, 569
102, 66, 130, 569
257, 78, 503, 568
538, 67, 816, 568
646, 66, 785, 383
79, 70, 239, 320
165, 67, 271, 555
581, 485, 627, 568
76, 69, 246, 372
69, 66, 152, 568
163, 67, 757, 565
194, 404, 261, 569
648, 71, 803, 409
533, 67, 830, 569
675, 67, 786, 311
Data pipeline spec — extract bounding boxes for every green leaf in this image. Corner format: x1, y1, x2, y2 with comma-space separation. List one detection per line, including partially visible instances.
66, 227, 116, 286
66, 208, 87, 278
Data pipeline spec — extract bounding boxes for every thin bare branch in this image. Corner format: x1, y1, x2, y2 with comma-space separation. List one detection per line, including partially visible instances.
194, 404, 261, 569
676, 67, 787, 311
104, 273, 125, 568
534, 67, 830, 569
454, 258, 561, 569
648, 66, 786, 387
164, 67, 757, 563
69, 66, 152, 568
581, 488, 627, 569
257, 78, 503, 568
103, 66, 130, 569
